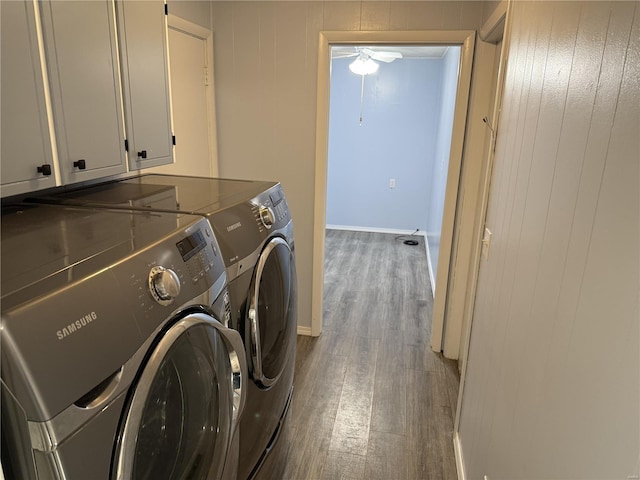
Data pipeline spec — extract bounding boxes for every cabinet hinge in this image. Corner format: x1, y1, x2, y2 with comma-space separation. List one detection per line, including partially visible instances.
164, 3, 168, 15
172, 135, 176, 146
124, 139, 129, 152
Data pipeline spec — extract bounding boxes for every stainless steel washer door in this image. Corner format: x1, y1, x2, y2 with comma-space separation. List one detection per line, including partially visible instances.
248, 236, 297, 388
113, 312, 246, 480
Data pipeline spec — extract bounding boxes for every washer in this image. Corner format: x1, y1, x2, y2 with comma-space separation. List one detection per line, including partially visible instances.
31, 174, 298, 480
1, 203, 247, 480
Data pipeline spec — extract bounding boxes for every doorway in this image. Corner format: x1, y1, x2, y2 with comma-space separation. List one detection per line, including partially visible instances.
312, 31, 476, 351
326, 45, 461, 296
150, 15, 218, 177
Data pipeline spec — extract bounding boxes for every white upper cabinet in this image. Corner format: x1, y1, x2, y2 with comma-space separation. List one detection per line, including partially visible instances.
1, 0, 174, 198
116, 1, 174, 170
1, 1, 56, 197
40, 0, 127, 185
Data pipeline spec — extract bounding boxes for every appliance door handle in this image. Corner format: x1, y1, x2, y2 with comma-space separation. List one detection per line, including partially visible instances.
248, 307, 262, 384
177, 313, 248, 429
215, 323, 248, 429
248, 237, 290, 388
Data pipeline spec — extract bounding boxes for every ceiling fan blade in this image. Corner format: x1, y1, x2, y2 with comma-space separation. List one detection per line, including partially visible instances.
334, 47, 404, 62
332, 46, 360, 59
332, 51, 358, 59
370, 51, 403, 63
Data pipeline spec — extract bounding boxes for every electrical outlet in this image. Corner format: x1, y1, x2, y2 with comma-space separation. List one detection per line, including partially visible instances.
389, 178, 396, 189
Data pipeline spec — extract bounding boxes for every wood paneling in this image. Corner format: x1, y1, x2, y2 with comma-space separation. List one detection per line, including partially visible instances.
256, 230, 459, 480
458, 1, 640, 478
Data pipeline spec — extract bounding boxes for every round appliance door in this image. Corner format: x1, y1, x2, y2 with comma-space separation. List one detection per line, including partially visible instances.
248, 236, 297, 388
113, 312, 246, 480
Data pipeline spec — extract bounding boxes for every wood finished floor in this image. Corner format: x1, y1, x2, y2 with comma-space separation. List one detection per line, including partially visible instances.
255, 230, 460, 480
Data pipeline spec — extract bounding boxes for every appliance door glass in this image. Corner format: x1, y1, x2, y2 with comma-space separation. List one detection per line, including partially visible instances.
115, 315, 235, 480
248, 237, 296, 387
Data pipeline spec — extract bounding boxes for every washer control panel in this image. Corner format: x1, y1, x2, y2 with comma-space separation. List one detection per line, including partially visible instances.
177, 227, 219, 286
112, 217, 226, 338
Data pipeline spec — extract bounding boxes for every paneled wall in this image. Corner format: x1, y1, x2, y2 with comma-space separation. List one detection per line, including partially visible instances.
459, 1, 639, 478
210, 1, 487, 331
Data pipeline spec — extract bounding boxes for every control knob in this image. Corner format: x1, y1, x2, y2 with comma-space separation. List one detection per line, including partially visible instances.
148, 266, 181, 305
259, 205, 275, 229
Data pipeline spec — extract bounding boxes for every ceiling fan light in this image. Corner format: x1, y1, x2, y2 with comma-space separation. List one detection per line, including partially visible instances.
349, 57, 379, 75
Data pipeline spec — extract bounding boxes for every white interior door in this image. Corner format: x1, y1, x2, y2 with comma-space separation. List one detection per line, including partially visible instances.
150, 20, 216, 177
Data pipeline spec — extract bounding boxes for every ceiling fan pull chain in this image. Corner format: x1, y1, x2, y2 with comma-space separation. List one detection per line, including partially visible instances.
359, 74, 365, 126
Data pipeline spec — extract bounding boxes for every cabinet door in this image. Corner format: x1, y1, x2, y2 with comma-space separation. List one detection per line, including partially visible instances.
116, 1, 174, 170
40, 0, 126, 185
1, 1, 56, 197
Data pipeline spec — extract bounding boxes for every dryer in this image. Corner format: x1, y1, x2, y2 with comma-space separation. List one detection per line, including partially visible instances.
1, 203, 247, 480
31, 174, 298, 480
201, 182, 297, 480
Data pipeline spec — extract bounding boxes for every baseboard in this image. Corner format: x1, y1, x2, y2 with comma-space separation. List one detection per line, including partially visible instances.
297, 325, 312, 336
326, 224, 423, 235
454, 432, 466, 480
423, 232, 436, 297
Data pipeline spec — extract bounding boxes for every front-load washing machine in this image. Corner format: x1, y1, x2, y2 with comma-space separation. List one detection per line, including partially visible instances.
1, 203, 247, 480
30, 174, 298, 479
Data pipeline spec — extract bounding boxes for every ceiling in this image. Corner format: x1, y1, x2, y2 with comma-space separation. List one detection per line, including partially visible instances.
331, 45, 449, 59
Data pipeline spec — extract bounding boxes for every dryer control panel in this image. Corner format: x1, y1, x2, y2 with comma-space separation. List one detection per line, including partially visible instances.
252, 185, 290, 234
208, 184, 294, 279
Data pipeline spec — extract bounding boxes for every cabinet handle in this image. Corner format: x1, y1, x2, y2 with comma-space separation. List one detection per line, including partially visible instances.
137, 150, 147, 159
73, 159, 86, 170
37, 164, 52, 176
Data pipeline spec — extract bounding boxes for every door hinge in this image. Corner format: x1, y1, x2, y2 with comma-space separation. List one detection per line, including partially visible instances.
124, 139, 129, 152
204, 67, 209, 86
164, 3, 168, 15
172, 135, 176, 146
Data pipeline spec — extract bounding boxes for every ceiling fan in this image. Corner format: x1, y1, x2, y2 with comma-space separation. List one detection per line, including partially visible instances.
332, 47, 403, 124
332, 47, 404, 65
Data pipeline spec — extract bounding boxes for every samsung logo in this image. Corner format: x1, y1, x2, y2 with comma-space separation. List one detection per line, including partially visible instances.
226, 222, 242, 232
57, 312, 98, 340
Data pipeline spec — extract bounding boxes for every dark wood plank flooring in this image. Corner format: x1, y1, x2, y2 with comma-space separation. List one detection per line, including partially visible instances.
255, 230, 460, 480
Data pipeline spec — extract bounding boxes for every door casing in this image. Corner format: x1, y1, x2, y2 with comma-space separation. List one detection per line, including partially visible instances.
150, 15, 218, 177
312, 30, 476, 349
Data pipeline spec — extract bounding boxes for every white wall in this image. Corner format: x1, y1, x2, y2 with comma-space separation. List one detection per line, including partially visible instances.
326, 56, 446, 232
458, 1, 639, 478
209, 1, 489, 331
168, 1, 211, 29
425, 46, 460, 282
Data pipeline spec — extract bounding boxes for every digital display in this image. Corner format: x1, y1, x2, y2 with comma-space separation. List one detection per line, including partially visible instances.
269, 189, 283, 206
176, 230, 206, 261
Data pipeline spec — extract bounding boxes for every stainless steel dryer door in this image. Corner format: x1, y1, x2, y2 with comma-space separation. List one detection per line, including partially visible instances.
248, 237, 297, 388
113, 312, 246, 480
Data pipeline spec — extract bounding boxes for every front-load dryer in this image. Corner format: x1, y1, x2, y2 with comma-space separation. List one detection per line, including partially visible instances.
30, 174, 298, 479
1, 203, 247, 480
208, 185, 297, 480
